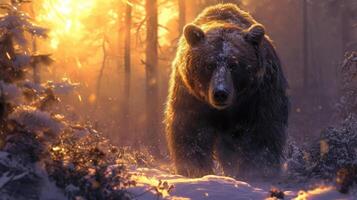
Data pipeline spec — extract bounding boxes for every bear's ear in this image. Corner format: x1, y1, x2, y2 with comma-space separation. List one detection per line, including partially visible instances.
245, 24, 265, 45
184, 24, 205, 46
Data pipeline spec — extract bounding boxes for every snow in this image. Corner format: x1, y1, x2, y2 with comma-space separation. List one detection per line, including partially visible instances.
13, 54, 31, 68
37, 164, 67, 200
22, 79, 79, 95
9, 106, 64, 136
0, 172, 14, 189
45, 79, 79, 95
0, 81, 22, 104
127, 168, 356, 200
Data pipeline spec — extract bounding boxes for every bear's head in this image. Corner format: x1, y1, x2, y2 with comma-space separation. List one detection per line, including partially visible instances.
179, 23, 267, 110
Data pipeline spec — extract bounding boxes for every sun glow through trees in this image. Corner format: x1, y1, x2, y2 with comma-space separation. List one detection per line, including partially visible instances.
35, 0, 99, 50
33, 0, 177, 66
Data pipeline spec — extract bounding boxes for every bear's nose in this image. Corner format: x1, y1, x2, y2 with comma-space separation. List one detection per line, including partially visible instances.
213, 89, 229, 104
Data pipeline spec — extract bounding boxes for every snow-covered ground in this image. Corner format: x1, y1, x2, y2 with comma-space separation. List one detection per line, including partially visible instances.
128, 168, 356, 200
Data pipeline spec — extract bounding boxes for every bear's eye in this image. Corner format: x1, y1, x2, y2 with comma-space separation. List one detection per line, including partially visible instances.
206, 64, 215, 71
228, 64, 237, 71
246, 64, 253, 70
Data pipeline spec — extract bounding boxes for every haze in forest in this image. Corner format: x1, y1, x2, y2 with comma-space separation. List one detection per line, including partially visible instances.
19, 0, 357, 155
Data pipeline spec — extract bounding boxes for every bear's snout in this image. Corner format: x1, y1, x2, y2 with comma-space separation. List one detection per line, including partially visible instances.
213, 89, 229, 104
209, 65, 234, 109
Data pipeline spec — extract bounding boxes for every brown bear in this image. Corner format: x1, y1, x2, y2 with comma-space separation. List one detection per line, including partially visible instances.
165, 3, 289, 179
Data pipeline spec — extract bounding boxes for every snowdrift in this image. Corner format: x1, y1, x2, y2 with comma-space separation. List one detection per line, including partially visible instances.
128, 168, 355, 200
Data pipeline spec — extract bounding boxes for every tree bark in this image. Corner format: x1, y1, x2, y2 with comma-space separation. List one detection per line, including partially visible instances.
121, 2, 132, 139
145, 0, 161, 156
178, 0, 186, 34
302, 0, 309, 89
95, 39, 107, 109
341, 2, 348, 54
30, 5, 40, 84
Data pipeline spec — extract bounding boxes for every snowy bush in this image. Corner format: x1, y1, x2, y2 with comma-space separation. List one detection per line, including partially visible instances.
305, 115, 357, 177
283, 138, 307, 180
285, 52, 357, 193
300, 115, 357, 193
0, 151, 42, 200
45, 124, 136, 200
9, 106, 64, 135
0, 81, 22, 104
0, 1, 136, 199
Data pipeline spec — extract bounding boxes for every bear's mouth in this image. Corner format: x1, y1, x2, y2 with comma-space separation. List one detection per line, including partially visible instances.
211, 102, 230, 110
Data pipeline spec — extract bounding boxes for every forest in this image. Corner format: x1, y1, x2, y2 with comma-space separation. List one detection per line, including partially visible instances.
0, 0, 356, 199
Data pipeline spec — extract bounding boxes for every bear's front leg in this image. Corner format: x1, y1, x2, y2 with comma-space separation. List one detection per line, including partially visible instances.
167, 112, 215, 177
238, 146, 282, 180
238, 124, 286, 179
215, 133, 241, 177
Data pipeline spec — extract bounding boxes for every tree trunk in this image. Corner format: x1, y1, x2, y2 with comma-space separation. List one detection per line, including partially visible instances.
178, 0, 186, 34
302, 0, 309, 89
30, 5, 40, 84
121, 2, 132, 142
145, 0, 161, 156
95, 39, 107, 109
341, 2, 348, 54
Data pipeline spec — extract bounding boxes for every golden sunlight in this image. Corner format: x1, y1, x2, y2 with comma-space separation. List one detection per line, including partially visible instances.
33, 0, 177, 73
35, 0, 97, 50
158, 1, 178, 46
294, 186, 335, 200
33, 0, 119, 74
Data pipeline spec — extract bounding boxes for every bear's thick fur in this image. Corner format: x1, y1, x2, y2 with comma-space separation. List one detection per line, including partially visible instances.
165, 4, 289, 179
